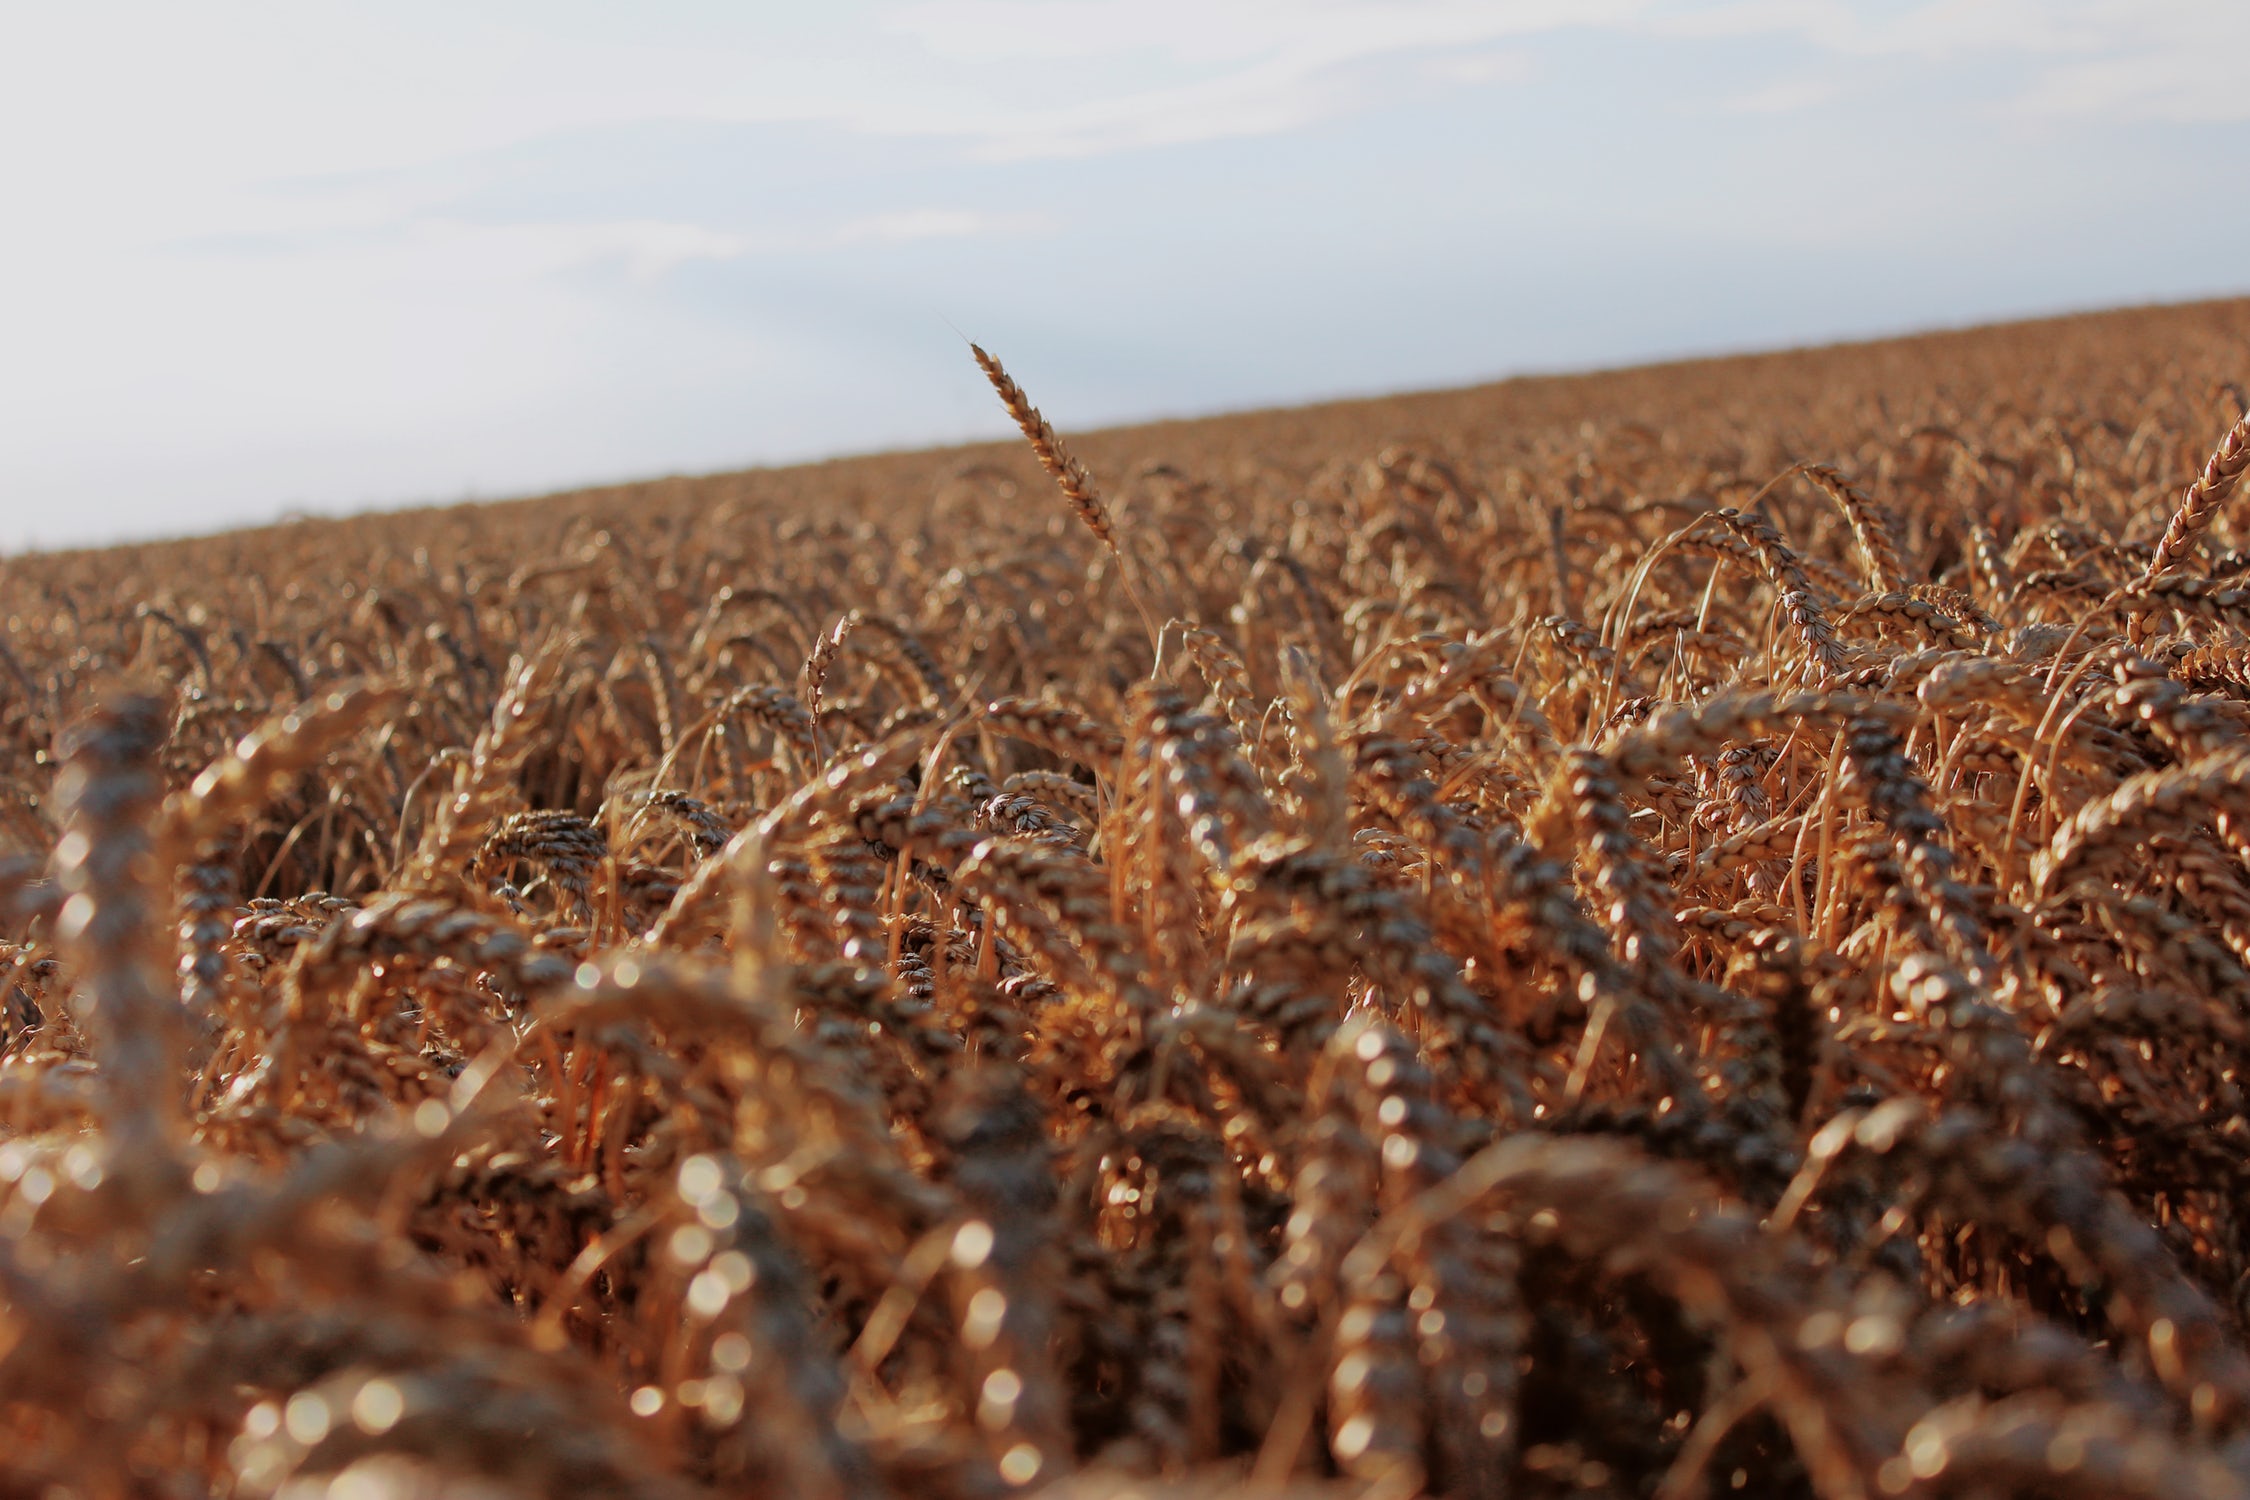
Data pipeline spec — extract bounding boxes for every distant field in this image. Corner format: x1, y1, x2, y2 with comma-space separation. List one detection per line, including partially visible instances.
5, 296, 2250, 1497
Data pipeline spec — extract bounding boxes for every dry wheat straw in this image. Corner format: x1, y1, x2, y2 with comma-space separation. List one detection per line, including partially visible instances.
2, 301, 2250, 1499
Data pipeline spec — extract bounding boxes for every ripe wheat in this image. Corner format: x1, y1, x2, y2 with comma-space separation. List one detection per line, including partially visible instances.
2, 300, 2250, 1497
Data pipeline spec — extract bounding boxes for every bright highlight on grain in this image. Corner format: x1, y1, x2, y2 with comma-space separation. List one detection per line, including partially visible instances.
7, 300, 2250, 1495
350, 1380, 404, 1436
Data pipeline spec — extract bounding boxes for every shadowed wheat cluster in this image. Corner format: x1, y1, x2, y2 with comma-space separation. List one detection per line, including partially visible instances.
8, 301, 2250, 1498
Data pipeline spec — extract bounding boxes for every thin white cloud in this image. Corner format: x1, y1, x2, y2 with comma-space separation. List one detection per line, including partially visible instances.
175, 211, 1056, 278
1662, 0, 2250, 119
1427, 50, 1536, 86
2016, 55, 2226, 120
2002, 2, 2250, 120
1655, 0, 2109, 56
1721, 78, 1840, 115
835, 209, 1054, 245
531, 222, 755, 280
876, 0, 1635, 156
885, 0, 1627, 66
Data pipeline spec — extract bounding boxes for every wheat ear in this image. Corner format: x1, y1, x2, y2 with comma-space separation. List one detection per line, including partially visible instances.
971, 343, 1162, 653
2141, 407, 2250, 586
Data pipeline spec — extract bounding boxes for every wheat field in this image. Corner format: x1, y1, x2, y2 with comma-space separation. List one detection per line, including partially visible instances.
6, 299, 2250, 1498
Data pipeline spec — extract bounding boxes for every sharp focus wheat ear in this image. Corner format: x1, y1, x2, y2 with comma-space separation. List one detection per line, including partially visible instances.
2142, 407, 2250, 586
971, 341, 1163, 652
801, 609, 857, 740
970, 344, 1115, 546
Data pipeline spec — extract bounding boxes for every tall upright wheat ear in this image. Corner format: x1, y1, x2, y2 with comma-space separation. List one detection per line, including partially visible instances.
970, 342, 1163, 655
2141, 407, 2250, 586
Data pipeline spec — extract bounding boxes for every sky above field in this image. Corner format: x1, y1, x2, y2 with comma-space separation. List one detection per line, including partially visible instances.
5, 1, 2250, 548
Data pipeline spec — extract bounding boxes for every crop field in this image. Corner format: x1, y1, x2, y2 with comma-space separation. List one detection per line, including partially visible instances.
9, 297, 2250, 1498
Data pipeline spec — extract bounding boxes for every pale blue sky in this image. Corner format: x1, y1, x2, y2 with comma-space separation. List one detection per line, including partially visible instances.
5, 1, 2248, 548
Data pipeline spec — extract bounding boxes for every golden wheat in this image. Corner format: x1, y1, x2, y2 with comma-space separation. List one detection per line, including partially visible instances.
4, 300, 2250, 1497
